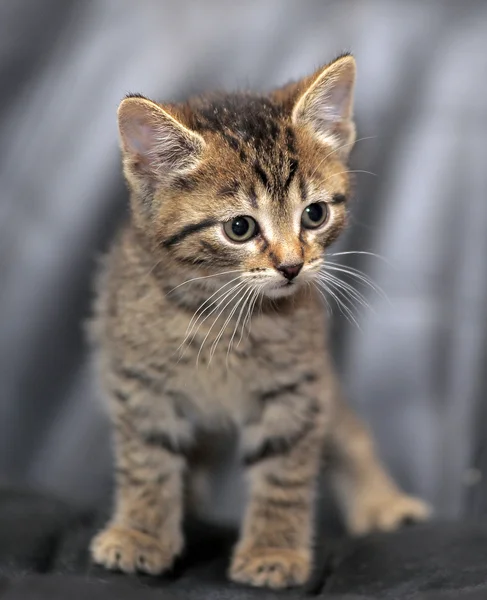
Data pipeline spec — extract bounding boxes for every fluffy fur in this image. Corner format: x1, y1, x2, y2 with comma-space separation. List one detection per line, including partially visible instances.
89, 55, 430, 589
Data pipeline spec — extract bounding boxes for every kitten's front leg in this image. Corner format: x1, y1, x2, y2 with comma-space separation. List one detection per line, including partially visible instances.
230, 389, 326, 589
91, 373, 189, 575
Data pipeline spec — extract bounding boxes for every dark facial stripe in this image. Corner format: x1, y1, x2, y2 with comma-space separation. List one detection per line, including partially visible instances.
249, 185, 258, 209
259, 234, 269, 253
299, 176, 308, 202
284, 158, 299, 191
174, 255, 208, 267
254, 161, 270, 189
268, 249, 279, 266
318, 221, 346, 248
199, 240, 241, 267
175, 253, 238, 269
162, 219, 217, 248
172, 175, 198, 192
200, 240, 221, 255
330, 193, 347, 204
218, 180, 240, 197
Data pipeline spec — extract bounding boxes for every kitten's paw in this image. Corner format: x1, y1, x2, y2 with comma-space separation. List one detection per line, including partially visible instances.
90, 526, 180, 575
229, 547, 311, 589
347, 492, 431, 536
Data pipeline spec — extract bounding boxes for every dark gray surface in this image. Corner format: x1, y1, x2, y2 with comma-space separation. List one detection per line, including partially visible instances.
0, 0, 487, 521
1, 487, 487, 599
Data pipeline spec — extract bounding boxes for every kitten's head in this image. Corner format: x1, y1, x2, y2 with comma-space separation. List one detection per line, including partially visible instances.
118, 54, 356, 299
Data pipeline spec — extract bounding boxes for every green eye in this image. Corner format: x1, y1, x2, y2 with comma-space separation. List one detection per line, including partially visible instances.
223, 216, 258, 242
301, 202, 328, 229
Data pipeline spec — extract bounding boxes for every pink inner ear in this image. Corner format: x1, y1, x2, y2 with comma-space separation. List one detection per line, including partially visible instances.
124, 118, 157, 156
325, 80, 354, 121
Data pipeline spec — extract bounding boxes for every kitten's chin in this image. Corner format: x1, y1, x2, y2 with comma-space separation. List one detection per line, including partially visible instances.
263, 281, 302, 299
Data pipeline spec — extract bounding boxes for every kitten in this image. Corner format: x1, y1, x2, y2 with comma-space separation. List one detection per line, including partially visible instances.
89, 54, 430, 589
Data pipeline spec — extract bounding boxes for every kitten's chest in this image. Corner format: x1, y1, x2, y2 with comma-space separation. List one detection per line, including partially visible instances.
168, 330, 258, 426
165, 308, 324, 427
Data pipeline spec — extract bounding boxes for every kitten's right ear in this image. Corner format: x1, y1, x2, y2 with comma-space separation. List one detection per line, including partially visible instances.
117, 96, 205, 180
291, 55, 356, 160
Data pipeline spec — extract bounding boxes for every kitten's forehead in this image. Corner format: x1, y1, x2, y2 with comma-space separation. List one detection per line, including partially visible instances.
187, 93, 302, 202
188, 93, 286, 149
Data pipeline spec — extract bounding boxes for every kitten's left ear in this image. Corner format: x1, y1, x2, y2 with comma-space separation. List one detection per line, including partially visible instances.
292, 55, 356, 160
117, 96, 205, 181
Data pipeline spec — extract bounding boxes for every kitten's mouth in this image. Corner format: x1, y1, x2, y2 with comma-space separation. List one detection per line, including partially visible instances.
263, 278, 301, 299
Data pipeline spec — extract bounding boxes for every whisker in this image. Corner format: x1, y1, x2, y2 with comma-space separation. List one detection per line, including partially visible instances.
180, 280, 246, 356
319, 269, 374, 306
238, 283, 265, 347
182, 282, 244, 352
167, 269, 242, 295
317, 272, 372, 313
309, 280, 331, 315
218, 285, 254, 360
309, 136, 377, 179
322, 278, 364, 329
209, 284, 251, 363
185, 275, 243, 334
143, 258, 164, 283
324, 262, 389, 303
310, 169, 377, 191
327, 250, 392, 266
226, 285, 257, 363
196, 283, 246, 366
313, 282, 353, 326
314, 279, 361, 330
242, 283, 264, 341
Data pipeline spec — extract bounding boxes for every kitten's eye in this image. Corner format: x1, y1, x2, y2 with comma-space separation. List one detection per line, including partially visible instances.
223, 216, 258, 242
301, 202, 328, 229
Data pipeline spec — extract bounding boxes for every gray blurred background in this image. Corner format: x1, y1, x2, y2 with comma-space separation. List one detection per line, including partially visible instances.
1, 0, 486, 521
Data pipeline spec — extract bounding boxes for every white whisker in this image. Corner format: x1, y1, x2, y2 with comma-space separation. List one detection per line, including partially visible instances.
309, 136, 377, 179
209, 284, 251, 363
327, 250, 392, 266
241, 283, 264, 342
180, 280, 246, 357
167, 269, 242, 295
196, 283, 246, 366
226, 285, 257, 363
185, 275, 243, 335
324, 262, 389, 303
317, 272, 373, 313
314, 279, 361, 330
313, 282, 350, 325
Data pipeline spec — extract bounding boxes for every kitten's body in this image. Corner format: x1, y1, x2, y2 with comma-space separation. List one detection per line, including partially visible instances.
90, 56, 429, 588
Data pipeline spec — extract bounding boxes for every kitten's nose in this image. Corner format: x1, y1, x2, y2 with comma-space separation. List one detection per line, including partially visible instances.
277, 262, 303, 281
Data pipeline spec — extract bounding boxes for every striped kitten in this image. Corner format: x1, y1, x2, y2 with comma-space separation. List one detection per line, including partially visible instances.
89, 54, 430, 589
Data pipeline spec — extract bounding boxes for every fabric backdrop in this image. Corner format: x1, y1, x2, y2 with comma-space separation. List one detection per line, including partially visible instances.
0, 0, 486, 521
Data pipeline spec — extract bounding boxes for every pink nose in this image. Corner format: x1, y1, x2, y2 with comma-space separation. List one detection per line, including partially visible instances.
277, 262, 303, 281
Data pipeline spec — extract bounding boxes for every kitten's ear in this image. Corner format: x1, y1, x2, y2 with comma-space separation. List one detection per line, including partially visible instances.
292, 55, 356, 160
118, 96, 205, 180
